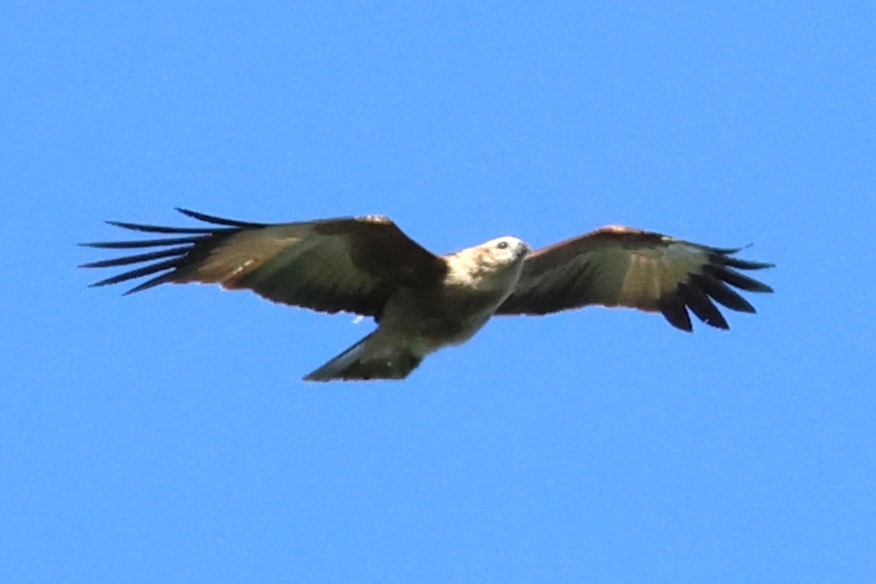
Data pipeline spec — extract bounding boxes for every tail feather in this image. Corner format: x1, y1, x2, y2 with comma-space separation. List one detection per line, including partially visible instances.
304, 333, 423, 382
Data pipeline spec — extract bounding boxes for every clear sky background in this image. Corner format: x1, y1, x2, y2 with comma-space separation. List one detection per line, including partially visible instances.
3, 2, 874, 582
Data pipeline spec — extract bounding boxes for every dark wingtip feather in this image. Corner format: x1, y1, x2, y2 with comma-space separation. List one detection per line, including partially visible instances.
710, 245, 775, 270
175, 207, 264, 228
85, 258, 180, 289
708, 245, 746, 255
679, 282, 729, 329
82, 208, 260, 295
707, 265, 774, 293
122, 274, 174, 295
718, 257, 776, 271
79, 236, 202, 249
692, 274, 757, 314
79, 247, 189, 269
664, 243, 777, 328
660, 296, 693, 332
104, 219, 215, 234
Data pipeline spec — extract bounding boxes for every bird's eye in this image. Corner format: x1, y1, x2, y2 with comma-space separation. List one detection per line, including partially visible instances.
497, 241, 509, 250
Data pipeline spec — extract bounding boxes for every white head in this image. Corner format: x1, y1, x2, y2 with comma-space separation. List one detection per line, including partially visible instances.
444, 236, 530, 290
478, 236, 530, 268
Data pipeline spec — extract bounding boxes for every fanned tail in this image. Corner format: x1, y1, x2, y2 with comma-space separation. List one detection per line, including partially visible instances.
304, 333, 422, 382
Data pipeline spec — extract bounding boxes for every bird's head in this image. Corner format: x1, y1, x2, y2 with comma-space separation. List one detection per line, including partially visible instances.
442, 236, 529, 291
481, 236, 530, 267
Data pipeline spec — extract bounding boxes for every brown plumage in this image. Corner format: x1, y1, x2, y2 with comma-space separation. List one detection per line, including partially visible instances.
81, 209, 774, 381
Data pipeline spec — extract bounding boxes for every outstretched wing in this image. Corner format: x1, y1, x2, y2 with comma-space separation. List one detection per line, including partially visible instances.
496, 225, 773, 331
81, 208, 447, 317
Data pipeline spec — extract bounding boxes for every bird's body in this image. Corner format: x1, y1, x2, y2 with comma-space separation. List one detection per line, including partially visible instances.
305, 236, 529, 380
81, 209, 773, 381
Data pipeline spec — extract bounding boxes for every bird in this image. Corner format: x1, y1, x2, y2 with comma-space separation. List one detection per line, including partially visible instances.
81, 208, 774, 381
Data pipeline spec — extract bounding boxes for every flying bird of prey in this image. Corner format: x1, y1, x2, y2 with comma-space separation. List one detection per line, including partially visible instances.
81, 208, 774, 381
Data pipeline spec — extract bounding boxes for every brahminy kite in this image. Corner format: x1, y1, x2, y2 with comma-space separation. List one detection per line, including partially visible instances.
81, 209, 773, 381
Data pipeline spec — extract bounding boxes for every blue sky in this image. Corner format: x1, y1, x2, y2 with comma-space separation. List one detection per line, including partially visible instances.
3, 2, 874, 582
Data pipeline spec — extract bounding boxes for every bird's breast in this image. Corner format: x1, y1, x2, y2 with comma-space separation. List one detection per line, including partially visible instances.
378, 287, 507, 351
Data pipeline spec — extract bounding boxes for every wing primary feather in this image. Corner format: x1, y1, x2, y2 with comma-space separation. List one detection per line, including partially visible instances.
693, 274, 756, 313
706, 245, 746, 254
123, 273, 176, 295
79, 246, 191, 269
706, 265, 774, 292
88, 258, 181, 288
105, 220, 217, 234
712, 252, 774, 270
79, 237, 202, 249
660, 295, 693, 332
678, 282, 729, 329
175, 208, 265, 228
